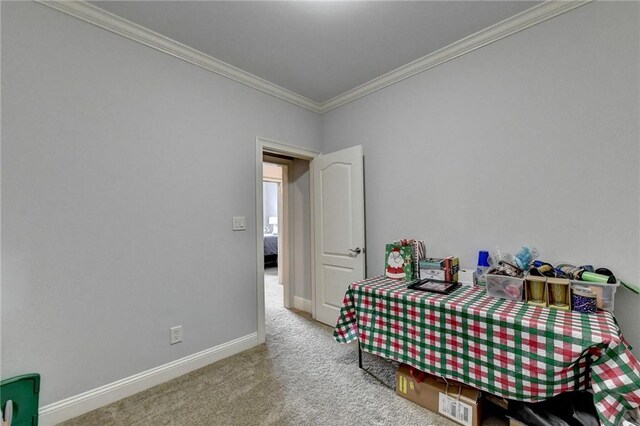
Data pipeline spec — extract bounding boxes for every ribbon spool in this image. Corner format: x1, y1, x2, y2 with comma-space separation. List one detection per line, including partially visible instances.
531, 262, 556, 277
572, 287, 597, 314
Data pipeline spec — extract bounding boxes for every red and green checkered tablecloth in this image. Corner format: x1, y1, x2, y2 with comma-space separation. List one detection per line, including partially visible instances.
333, 276, 640, 426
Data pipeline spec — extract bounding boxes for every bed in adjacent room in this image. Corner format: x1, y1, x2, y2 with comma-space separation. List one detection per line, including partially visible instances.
264, 234, 278, 267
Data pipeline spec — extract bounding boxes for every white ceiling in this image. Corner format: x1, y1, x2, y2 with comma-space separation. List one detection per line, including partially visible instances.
92, 1, 539, 103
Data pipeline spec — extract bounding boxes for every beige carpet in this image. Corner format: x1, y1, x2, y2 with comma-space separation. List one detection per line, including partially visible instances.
62, 269, 506, 425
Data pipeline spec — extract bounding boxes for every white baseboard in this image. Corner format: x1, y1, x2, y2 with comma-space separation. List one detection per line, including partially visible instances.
39, 332, 258, 425
293, 296, 312, 313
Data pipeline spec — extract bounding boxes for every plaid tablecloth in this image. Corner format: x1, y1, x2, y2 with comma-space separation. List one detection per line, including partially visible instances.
333, 276, 640, 426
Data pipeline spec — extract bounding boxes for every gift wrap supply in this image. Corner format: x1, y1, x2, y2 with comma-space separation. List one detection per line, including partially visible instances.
572, 288, 597, 314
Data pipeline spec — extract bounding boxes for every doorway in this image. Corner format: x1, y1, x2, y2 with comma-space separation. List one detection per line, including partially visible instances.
255, 138, 318, 344
262, 160, 287, 306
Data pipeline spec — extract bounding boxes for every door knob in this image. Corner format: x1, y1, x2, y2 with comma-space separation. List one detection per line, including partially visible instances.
348, 247, 362, 256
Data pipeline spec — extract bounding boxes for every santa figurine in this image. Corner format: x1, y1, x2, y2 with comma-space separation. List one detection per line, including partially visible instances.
386, 247, 406, 279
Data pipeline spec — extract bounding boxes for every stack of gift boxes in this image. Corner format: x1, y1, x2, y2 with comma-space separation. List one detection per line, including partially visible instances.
419, 257, 460, 282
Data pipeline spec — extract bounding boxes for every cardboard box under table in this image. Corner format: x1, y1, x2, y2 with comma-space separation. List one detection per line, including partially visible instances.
396, 364, 482, 426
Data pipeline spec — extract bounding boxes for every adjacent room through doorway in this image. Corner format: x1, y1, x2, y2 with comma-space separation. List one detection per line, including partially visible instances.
263, 161, 285, 307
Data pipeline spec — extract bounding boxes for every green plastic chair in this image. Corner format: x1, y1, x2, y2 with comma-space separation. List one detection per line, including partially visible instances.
0, 374, 40, 426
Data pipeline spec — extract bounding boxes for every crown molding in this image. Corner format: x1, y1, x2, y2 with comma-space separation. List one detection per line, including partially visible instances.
317, 0, 592, 114
35, 0, 323, 114
36, 1, 590, 116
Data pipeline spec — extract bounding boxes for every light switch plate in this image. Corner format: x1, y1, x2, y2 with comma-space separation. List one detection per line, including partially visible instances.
232, 216, 246, 231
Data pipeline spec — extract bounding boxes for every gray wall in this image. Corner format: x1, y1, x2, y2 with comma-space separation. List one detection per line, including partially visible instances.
1, 2, 321, 405
322, 2, 640, 355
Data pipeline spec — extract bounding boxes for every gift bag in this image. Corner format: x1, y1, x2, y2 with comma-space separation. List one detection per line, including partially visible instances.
385, 240, 424, 281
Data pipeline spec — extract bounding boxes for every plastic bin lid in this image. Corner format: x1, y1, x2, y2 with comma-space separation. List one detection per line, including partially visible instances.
1, 373, 40, 426
571, 279, 621, 288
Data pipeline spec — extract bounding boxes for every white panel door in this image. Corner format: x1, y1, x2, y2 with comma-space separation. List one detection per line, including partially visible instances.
313, 145, 365, 326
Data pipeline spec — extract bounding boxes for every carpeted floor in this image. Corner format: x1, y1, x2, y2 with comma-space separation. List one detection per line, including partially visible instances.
63, 268, 507, 425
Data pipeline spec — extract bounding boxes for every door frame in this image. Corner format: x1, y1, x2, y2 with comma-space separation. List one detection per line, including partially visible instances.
255, 137, 318, 344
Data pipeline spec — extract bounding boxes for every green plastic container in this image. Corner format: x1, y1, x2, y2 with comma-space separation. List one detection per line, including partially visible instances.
0, 374, 40, 426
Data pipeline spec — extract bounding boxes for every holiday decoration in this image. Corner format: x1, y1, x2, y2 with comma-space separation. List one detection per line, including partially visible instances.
385, 243, 415, 281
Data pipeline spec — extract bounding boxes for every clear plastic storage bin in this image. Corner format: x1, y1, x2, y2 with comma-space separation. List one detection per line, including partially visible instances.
570, 280, 620, 312
486, 274, 524, 301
